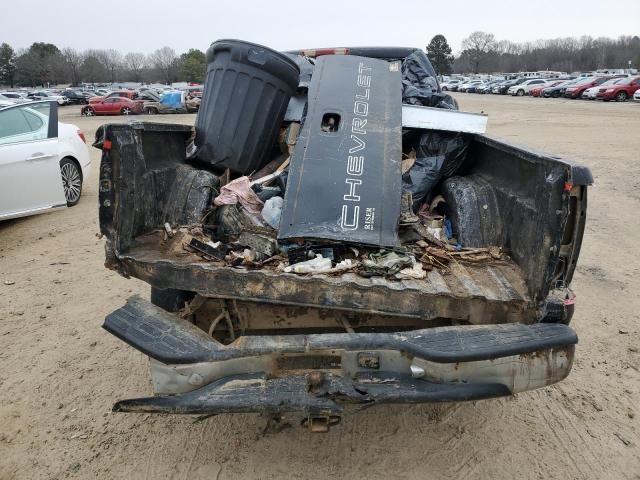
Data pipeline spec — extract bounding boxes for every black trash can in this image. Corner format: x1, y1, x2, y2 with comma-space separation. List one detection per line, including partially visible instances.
194, 39, 300, 174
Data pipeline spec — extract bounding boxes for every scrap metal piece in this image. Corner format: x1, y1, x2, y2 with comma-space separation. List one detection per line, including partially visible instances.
401, 104, 488, 134
303, 415, 341, 433
284, 93, 307, 122
238, 232, 278, 257
279, 55, 403, 247
410, 364, 426, 378
357, 352, 380, 370
187, 238, 227, 261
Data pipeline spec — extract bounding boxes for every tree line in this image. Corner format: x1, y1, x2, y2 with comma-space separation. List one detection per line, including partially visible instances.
1, 33, 639, 88
0, 42, 207, 88
427, 32, 640, 75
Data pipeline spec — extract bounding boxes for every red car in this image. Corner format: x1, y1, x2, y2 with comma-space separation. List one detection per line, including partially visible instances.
81, 97, 144, 116
89, 90, 138, 104
563, 76, 623, 99
530, 80, 564, 97
596, 76, 640, 102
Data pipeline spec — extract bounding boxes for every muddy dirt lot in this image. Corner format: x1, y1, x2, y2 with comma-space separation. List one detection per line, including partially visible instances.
1, 95, 639, 480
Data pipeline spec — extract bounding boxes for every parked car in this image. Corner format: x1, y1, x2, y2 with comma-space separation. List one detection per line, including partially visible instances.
96, 44, 591, 426
0, 92, 32, 103
530, 80, 565, 97
81, 97, 144, 116
495, 78, 528, 95
441, 79, 461, 91
0, 101, 91, 220
89, 90, 138, 104
62, 90, 89, 105
492, 80, 511, 94
542, 80, 578, 98
596, 76, 640, 101
507, 79, 546, 96
634, 89, 640, 102
478, 81, 502, 94
564, 76, 623, 99
138, 91, 161, 102
143, 91, 199, 114
581, 78, 623, 100
458, 80, 483, 92
465, 82, 486, 93
27, 91, 68, 105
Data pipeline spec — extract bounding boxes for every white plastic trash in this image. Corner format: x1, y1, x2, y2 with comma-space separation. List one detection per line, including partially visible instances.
262, 196, 284, 230
284, 255, 332, 274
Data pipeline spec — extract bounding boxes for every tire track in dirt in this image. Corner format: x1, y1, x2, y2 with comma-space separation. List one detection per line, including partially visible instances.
532, 390, 605, 479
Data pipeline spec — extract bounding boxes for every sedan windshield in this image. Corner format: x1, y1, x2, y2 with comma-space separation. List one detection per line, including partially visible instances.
574, 78, 597, 85
617, 77, 639, 86
599, 78, 623, 87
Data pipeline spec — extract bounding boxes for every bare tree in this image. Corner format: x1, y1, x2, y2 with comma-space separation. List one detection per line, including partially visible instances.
98, 49, 123, 83
124, 52, 146, 82
461, 31, 496, 73
62, 47, 84, 86
149, 46, 178, 84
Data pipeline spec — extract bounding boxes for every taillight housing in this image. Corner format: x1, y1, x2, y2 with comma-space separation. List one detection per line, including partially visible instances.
78, 130, 86, 143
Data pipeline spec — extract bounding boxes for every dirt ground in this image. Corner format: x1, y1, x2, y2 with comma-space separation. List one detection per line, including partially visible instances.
1, 95, 639, 480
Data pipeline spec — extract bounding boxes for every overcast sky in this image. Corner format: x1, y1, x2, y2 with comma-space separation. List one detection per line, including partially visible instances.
2, 0, 639, 55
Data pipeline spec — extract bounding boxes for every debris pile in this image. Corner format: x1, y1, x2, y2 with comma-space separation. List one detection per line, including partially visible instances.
157, 42, 500, 281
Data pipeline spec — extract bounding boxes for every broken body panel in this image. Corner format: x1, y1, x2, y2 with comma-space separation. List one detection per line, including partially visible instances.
279, 55, 402, 246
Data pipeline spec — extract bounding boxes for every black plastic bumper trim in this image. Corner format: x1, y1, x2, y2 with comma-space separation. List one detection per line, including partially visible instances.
113, 372, 511, 415
104, 296, 578, 365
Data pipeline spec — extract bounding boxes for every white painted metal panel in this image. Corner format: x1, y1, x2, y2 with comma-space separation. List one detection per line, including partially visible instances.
402, 104, 488, 134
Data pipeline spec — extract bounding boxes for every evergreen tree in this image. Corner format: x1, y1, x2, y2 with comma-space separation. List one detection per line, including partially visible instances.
426, 35, 454, 75
180, 49, 207, 83
0, 43, 17, 87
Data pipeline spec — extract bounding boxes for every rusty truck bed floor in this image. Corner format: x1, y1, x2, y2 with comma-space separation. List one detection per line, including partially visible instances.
115, 232, 534, 324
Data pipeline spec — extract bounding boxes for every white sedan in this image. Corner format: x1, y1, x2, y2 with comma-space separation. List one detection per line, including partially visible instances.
27, 91, 68, 105
0, 101, 91, 221
0, 92, 32, 104
507, 79, 549, 96
634, 89, 640, 102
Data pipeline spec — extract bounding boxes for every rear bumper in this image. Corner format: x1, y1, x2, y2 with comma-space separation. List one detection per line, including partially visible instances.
105, 296, 577, 415
113, 372, 513, 415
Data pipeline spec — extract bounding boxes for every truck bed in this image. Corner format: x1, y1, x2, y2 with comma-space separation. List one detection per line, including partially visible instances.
118, 229, 532, 324
97, 122, 589, 330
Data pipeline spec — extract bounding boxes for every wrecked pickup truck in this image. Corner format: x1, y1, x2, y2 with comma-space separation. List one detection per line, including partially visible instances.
142, 90, 200, 115
96, 41, 592, 431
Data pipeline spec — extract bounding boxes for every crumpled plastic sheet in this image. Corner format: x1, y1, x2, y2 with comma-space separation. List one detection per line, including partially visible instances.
395, 261, 427, 280
360, 251, 414, 277
213, 176, 264, 215
401, 51, 459, 110
402, 131, 470, 209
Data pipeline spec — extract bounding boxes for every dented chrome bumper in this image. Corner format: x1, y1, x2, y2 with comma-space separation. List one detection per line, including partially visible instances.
105, 296, 577, 416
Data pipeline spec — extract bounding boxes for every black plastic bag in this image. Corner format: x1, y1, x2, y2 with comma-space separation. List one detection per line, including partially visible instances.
402, 131, 470, 208
401, 51, 459, 110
